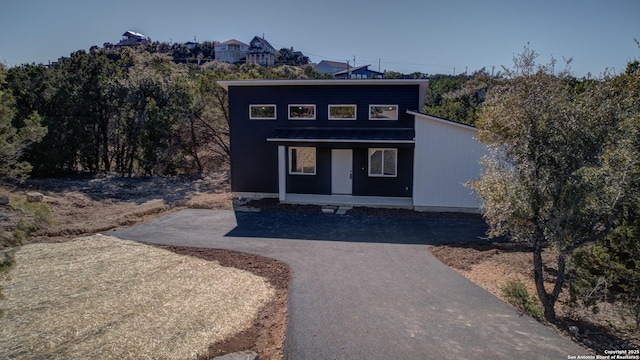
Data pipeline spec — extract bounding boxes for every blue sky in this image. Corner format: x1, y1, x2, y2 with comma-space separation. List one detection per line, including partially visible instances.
1, 0, 639, 77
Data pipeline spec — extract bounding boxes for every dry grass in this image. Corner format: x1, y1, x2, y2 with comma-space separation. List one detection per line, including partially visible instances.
0, 235, 275, 359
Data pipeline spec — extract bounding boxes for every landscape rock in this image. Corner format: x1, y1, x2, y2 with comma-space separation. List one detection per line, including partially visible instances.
0, 194, 9, 205
211, 351, 259, 360
26, 192, 44, 202
569, 325, 579, 337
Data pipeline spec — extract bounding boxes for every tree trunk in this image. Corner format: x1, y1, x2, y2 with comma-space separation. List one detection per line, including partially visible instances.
99, 113, 110, 172
533, 227, 557, 322
189, 116, 203, 173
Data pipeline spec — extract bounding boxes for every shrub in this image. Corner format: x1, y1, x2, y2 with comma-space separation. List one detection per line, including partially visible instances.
501, 278, 543, 319
1, 195, 52, 316
569, 202, 640, 330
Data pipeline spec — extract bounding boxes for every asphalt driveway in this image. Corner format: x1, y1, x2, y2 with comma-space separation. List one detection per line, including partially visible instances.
112, 209, 589, 359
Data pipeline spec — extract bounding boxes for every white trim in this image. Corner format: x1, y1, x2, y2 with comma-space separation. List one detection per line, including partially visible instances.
267, 138, 415, 144
249, 104, 277, 120
368, 148, 398, 177
288, 146, 316, 175
408, 110, 478, 131
413, 205, 481, 214
233, 192, 278, 200
369, 105, 399, 120
217, 79, 429, 90
328, 104, 357, 120
278, 146, 286, 201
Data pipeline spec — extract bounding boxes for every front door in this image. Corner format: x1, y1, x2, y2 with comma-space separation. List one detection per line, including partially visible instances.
331, 149, 352, 195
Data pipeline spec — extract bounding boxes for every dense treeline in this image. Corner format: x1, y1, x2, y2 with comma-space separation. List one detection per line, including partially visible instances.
422, 70, 496, 126
100, 41, 310, 67
5, 47, 322, 177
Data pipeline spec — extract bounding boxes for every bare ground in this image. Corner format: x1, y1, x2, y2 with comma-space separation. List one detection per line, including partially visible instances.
0, 236, 276, 359
0, 173, 289, 359
430, 242, 640, 353
2, 174, 638, 356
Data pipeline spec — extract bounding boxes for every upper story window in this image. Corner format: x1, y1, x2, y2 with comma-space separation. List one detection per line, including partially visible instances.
249, 105, 276, 120
289, 105, 316, 120
328, 105, 357, 120
369, 105, 398, 120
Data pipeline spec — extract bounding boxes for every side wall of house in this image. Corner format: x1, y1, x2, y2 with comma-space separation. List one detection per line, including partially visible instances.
412, 116, 486, 212
228, 87, 279, 194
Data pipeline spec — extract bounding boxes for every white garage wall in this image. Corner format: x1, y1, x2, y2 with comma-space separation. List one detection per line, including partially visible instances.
410, 112, 486, 212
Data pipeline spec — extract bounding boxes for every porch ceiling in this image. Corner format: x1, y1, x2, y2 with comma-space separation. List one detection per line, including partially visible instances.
266, 127, 415, 144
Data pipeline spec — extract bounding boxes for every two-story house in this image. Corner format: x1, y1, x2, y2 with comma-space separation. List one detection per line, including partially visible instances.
219, 79, 485, 213
246, 36, 277, 66
215, 39, 250, 64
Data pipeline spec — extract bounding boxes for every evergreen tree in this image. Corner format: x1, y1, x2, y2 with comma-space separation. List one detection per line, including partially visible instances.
0, 64, 47, 180
470, 46, 639, 322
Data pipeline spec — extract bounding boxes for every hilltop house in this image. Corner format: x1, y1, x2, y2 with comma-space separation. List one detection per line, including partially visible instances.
219, 79, 486, 212
315, 60, 348, 75
118, 31, 150, 46
315, 61, 384, 79
246, 36, 277, 66
334, 65, 384, 79
215, 39, 250, 64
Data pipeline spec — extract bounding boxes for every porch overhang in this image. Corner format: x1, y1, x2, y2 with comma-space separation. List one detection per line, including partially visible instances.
266, 127, 415, 144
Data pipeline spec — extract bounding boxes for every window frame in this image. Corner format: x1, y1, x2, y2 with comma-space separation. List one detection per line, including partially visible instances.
288, 104, 316, 120
368, 148, 398, 177
289, 147, 316, 175
249, 104, 277, 120
328, 104, 357, 120
369, 105, 399, 121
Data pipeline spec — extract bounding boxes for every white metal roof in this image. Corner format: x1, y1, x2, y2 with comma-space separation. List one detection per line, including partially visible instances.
123, 30, 147, 39
408, 110, 478, 131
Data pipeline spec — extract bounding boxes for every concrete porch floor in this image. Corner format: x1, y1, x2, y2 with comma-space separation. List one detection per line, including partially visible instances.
282, 193, 414, 208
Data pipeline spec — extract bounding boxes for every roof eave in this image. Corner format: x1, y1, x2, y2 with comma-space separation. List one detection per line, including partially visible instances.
266, 138, 415, 144
217, 79, 429, 91
407, 110, 478, 131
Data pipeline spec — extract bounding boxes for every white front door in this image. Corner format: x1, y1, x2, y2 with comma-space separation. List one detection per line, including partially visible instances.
331, 149, 352, 195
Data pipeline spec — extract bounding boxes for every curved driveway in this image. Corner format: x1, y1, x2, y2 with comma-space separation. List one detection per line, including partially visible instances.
112, 209, 589, 359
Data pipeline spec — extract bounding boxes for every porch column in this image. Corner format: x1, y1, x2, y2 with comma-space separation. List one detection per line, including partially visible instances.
278, 145, 286, 201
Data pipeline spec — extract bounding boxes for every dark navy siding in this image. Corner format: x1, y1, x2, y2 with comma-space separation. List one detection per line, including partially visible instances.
228, 87, 279, 193
286, 148, 331, 194
228, 83, 420, 196
352, 148, 414, 198
231, 85, 418, 128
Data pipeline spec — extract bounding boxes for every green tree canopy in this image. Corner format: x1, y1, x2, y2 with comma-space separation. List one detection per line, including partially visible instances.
423, 70, 496, 126
0, 64, 47, 181
471, 46, 639, 322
